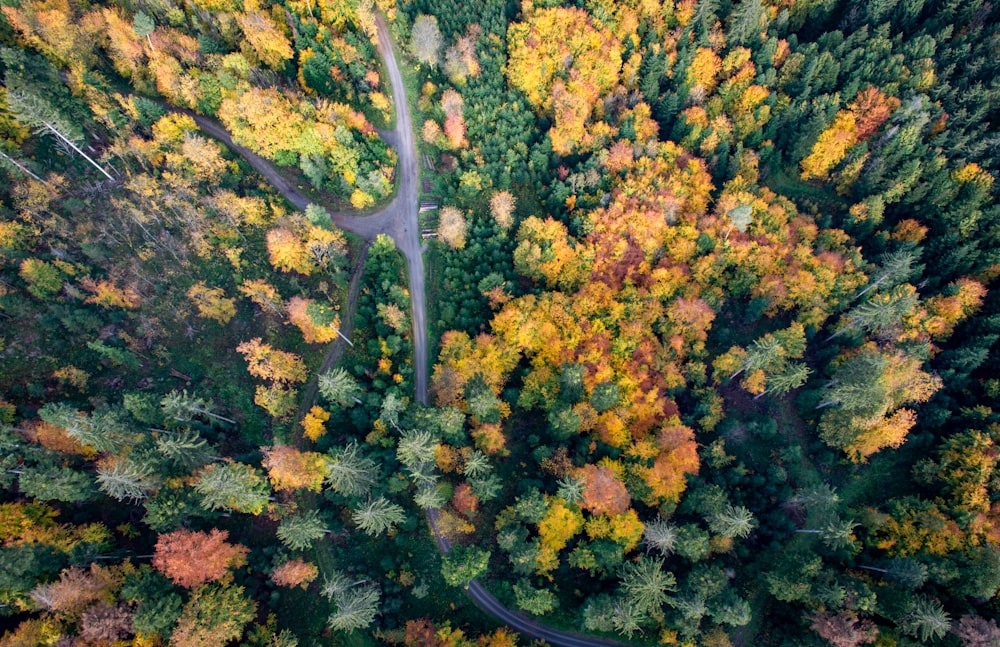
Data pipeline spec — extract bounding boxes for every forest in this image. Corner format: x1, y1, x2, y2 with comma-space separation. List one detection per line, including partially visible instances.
1, 0, 999, 645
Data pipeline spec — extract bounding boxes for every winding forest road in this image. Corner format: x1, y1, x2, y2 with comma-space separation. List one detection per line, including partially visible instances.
190, 14, 626, 647
185, 12, 426, 402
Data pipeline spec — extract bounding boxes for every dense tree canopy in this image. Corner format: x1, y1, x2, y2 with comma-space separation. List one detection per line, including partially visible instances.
1, 0, 999, 644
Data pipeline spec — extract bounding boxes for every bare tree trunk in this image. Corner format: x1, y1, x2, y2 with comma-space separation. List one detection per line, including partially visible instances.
44, 123, 114, 181
0, 149, 47, 184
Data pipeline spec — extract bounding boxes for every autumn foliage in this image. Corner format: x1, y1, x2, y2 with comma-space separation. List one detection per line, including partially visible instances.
577, 464, 631, 516
262, 445, 327, 492
152, 528, 249, 588
271, 558, 319, 589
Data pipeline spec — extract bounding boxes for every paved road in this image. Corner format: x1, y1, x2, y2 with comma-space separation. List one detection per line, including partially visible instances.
188, 15, 627, 647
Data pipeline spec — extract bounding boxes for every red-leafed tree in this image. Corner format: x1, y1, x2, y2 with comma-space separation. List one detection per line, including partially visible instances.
153, 528, 249, 588
810, 611, 878, 647
577, 464, 631, 516
271, 558, 319, 589
452, 482, 479, 517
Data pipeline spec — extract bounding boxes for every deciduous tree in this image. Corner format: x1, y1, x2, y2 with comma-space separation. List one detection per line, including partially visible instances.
262, 445, 326, 492
271, 558, 319, 589
170, 583, 256, 646
410, 15, 442, 67
153, 529, 248, 589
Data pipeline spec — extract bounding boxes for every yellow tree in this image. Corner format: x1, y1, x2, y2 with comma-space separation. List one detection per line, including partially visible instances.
236, 338, 307, 384
187, 282, 236, 324
236, 12, 293, 70
437, 206, 468, 249
262, 445, 327, 492
507, 7, 622, 155
218, 88, 304, 159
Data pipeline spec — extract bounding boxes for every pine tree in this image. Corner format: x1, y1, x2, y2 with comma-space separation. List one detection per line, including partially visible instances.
858, 558, 928, 589
324, 442, 377, 498
38, 403, 130, 454
194, 462, 271, 515
396, 429, 439, 481
4, 87, 113, 180
96, 456, 154, 503
160, 390, 235, 426
619, 556, 676, 617
154, 429, 214, 468
643, 517, 679, 555
277, 511, 328, 551
318, 368, 363, 408
901, 596, 951, 642
326, 580, 380, 632
132, 12, 155, 51
352, 497, 406, 536
556, 475, 584, 505
707, 504, 757, 539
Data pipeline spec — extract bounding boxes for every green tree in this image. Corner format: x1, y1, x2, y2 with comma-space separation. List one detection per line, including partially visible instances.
674, 524, 711, 562
318, 368, 363, 408
796, 517, 859, 551
754, 362, 811, 400
96, 456, 154, 503
155, 429, 215, 468
828, 285, 919, 342
160, 391, 235, 426
726, 0, 768, 46
900, 596, 951, 642
121, 566, 183, 639
132, 11, 156, 51
710, 590, 752, 627
556, 475, 584, 505
277, 510, 329, 550
325, 443, 378, 498
324, 576, 380, 632
396, 429, 439, 483
18, 465, 94, 503
194, 462, 271, 515
513, 579, 558, 615
611, 599, 646, 637
858, 558, 928, 590
414, 483, 448, 509
462, 450, 492, 480
277, 511, 328, 551
619, 556, 676, 617
379, 393, 407, 430
0, 147, 45, 183
38, 403, 130, 454
855, 250, 919, 300
590, 382, 620, 413
4, 86, 113, 180
441, 545, 490, 586
707, 504, 757, 539
351, 497, 406, 536
172, 584, 256, 645
642, 517, 678, 555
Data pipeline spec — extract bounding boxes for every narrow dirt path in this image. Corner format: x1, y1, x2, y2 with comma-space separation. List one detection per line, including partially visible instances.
291, 242, 370, 443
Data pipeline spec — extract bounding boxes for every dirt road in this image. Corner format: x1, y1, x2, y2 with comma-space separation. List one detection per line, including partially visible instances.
188, 15, 626, 647
188, 13, 427, 404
